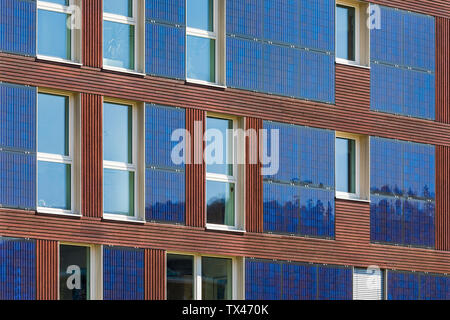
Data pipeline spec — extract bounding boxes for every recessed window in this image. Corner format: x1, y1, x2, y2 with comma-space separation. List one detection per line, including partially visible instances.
167, 254, 194, 300
59, 244, 90, 300
336, 137, 356, 194
336, 5, 355, 61
37, 92, 73, 213
202, 256, 232, 300
37, 0, 80, 62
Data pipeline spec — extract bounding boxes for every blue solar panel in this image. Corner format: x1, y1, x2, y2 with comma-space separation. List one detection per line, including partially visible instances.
263, 182, 300, 234
403, 142, 435, 199
0, 0, 36, 56
282, 263, 317, 300
146, 168, 185, 224
387, 271, 420, 300
370, 195, 403, 244
226, 0, 263, 39
300, 187, 335, 238
403, 70, 435, 120
370, 64, 404, 116
0, 237, 36, 300
299, 0, 335, 52
403, 199, 435, 248
145, 0, 185, 25
299, 126, 334, 188
0, 83, 36, 152
103, 246, 145, 300
403, 13, 435, 71
420, 274, 450, 300
318, 265, 352, 300
300, 50, 335, 103
145, 22, 185, 80
262, 44, 301, 97
245, 260, 281, 300
226, 36, 263, 92
263, 0, 300, 46
0, 150, 36, 210
146, 104, 185, 169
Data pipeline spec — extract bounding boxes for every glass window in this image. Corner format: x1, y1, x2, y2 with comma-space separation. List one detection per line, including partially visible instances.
103, 169, 135, 216
336, 137, 356, 194
37, 93, 72, 212
336, 4, 355, 61
167, 254, 194, 300
59, 245, 90, 300
187, 0, 214, 31
206, 180, 235, 226
103, 0, 136, 70
103, 102, 132, 163
202, 257, 232, 300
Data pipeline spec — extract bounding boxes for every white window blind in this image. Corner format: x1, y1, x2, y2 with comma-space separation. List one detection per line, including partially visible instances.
353, 268, 384, 300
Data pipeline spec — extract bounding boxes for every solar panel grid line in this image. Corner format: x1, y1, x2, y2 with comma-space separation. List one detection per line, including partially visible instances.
145, 0, 185, 26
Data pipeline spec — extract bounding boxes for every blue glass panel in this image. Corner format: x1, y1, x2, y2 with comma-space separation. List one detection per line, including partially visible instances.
103, 102, 132, 163
336, 5, 355, 61
0, 237, 36, 300
300, 50, 335, 103
403, 199, 435, 248
103, 21, 135, 69
0, 83, 36, 152
37, 9, 70, 60
318, 266, 352, 300
370, 6, 403, 65
403, 143, 435, 199
263, 182, 300, 234
299, 0, 335, 52
103, 246, 144, 300
299, 188, 335, 238
370, 64, 404, 115
44, 0, 68, 5
245, 260, 281, 300
370, 195, 403, 244
145, 23, 185, 79
299, 126, 334, 188
263, 121, 300, 183
146, 104, 185, 169
370, 137, 403, 196
403, 70, 435, 120
262, 44, 301, 97
387, 271, 420, 300
187, 36, 215, 82
263, 0, 300, 46
146, 0, 185, 25
0, 0, 36, 56
187, 0, 213, 31
0, 150, 36, 210
282, 263, 317, 300
103, 169, 134, 216
226, 37, 263, 91
403, 13, 435, 71
37, 161, 71, 210
420, 274, 449, 300
226, 0, 263, 39
104, 0, 133, 17
206, 117, 233, 176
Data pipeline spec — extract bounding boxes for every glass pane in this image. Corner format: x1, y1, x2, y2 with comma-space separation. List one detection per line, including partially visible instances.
167, 254, 194, 300
202, 257, 232, 300
38, 161, 71, 210
206, 180, 235, 226
60, 245, 90, 300
38, 9, 71, 60
103, 169, 134, 216
103, 21, 135, 69
206, 117, 233, 175
187, 0, 213, 31
45, 0, 69, 5
103, 102, 132, 163
336, 5, 355, 61
187, 36, 215, 82
336, 138, 356, 193
38, 93, 69, 155
103, 0, 133, 17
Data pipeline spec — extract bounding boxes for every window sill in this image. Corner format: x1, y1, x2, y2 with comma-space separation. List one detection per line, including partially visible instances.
102, 65, 146, 77
36, 55, 82, 67
335, 58, 370, 69
335, 194, 370, 203
36, 208, 81, 217
206, 223, 245, 233
185, 78, 226, 90
102, 214, 146, 224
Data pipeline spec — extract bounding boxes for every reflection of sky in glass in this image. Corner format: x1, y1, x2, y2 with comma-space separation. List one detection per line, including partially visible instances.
206, 180, 235, 226
38, 161, 71, 209
187, 0, 213, 31
336, 5, 355, 61
103, 169, 134, 216
187, 36, 215, 82
38, 9, 71, 60
103, 21, 135, 69
103, 102, 132, 163
206, 117, 232, 175
336, 138, 355, 193
104, 0, 133, 17
38, 93, 68, 155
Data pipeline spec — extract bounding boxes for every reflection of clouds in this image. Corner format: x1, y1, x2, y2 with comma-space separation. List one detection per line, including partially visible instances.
38, 199, 46, 207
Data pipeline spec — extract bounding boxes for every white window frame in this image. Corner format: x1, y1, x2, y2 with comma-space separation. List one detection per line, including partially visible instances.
37, 89, 77, 216
186, 0, 225, 86
205, 113, 244, 232
103, 0, 144, 73
335, 0, 360, 65
37, 0, 81, 64
167, 252, 244, 300
102, 98, 145, 223
58, 242, 103, 300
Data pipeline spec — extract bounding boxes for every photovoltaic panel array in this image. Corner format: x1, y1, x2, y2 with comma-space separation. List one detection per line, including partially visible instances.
145, 104, 186, 224
0, 82, 36, 210
0, 237, 36, 300
388, 270, 450, 300
263, 121, 335, 238
246, 259, 352, 300
145, 0, 185, 79
103, 246, 145, 300
0, 0, 36, 56
226, 0, 335, 103
370, 137, 435, 248
370, 6, 435, 119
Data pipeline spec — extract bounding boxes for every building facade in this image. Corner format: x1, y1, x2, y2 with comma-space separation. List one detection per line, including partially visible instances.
0, 0, 449, 300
